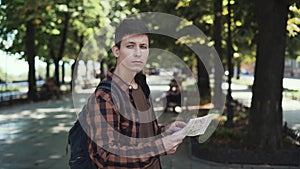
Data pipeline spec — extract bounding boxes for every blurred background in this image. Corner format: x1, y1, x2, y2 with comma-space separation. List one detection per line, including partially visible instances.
1, 0, 300, 168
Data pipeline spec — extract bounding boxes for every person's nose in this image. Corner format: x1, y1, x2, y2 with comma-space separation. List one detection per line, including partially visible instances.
134, 46, 142, 57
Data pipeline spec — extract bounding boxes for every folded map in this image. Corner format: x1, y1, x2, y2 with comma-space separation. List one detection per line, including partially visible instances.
172, 114, 216, 136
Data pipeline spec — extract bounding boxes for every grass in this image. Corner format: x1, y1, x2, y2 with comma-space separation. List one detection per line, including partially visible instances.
198, 107, 299, 150
231, 77, 253, 86
191, 104, 300, 166
283, 88, 300, 100
0, 87, 19, 93
205, 110, 249, 147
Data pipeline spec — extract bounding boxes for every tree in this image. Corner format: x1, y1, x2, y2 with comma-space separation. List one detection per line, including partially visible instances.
212, 0, 223, 109
53, 7, 70, 86
40, 1, 77, 86
0, 0, 47, 101
0, 0, 114, 99
128, 0, 215, 103
286, 4, 300, 60
25, 13, 38, 101
247, 0, 288, 150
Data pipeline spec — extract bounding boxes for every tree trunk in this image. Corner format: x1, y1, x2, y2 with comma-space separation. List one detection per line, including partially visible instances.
53, 12, 70, 86
212, 0, 223, 109
71, 60, 76, 90
49, 44, 60, 86
46, 60, 50, 78
213, 0, 222, 61
26, 20, 37, 101
54, 59, 60, 86
247, 0, 288, 151
225, 0, 234, 127
236, 58, 241, 79
62, 61, 65, 84
197, 57, 211, 104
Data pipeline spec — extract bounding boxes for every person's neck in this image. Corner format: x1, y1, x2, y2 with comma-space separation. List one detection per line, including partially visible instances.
114, 66, 137, 88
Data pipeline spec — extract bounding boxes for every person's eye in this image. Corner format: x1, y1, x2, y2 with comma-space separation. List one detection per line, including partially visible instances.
140, 45, 148, 49
126, 45, 134, 49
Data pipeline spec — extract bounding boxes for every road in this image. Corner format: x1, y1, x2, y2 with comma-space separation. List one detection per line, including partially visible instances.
239, 75, 300, 91
231, 76, 300, 131
0, 74, 299, 169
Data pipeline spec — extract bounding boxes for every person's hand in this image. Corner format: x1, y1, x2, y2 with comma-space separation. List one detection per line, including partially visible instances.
162, 132, 186, 154
161, 121, 187, 154
164, 121, 186, 135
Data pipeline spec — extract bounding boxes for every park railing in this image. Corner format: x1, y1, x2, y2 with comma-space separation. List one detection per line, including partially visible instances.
0, 80, 44, 102
0, 80, 71, 103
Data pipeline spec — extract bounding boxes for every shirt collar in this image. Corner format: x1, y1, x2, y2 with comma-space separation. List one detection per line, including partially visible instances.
107, 68, 131, 92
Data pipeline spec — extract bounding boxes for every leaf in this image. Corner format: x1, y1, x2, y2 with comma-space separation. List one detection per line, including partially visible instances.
57, 4, 68, 12
51, 29, 60, 35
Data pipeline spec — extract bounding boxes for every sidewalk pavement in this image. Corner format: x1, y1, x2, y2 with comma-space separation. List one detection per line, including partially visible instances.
162, 137, 300, 169
230, 83, 300, 132
0, 91, 299, 169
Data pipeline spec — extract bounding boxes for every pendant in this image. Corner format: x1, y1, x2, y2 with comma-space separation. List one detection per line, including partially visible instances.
129, 85, 133, 90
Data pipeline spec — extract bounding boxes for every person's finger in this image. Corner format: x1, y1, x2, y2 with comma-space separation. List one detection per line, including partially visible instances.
174, 132, 187, 139
175, 121, 186, 128
171, 135, 185, 145
173, 126, 182, 132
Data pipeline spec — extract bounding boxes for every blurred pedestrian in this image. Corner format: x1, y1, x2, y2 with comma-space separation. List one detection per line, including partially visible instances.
41, 77, 60, 99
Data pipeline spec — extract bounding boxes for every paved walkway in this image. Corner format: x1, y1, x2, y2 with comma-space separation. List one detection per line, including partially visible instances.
0, 97, 73, 169
230, 83, 300, 132
0, 77, 299, 169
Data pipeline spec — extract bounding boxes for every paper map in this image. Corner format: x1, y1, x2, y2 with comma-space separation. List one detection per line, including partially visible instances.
172, 114, 216, 136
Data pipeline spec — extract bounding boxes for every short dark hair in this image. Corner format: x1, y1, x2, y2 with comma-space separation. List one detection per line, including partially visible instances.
115, 19, 150, 48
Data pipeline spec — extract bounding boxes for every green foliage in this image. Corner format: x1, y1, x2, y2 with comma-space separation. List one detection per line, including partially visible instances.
287, 4, 300, 37
126, 0, 258, 68
283, 88, 300, 101
0, 0, 135, 82
0, 0, 299, 82
0, 67, 9, 82
213, 127, 244, 140
287, 3, 300, 59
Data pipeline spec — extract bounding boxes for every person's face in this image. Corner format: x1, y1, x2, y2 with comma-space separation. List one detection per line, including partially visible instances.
113, 34, 149, 73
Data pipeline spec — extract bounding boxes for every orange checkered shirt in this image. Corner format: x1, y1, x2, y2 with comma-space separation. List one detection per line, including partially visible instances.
79, 69, 166, 169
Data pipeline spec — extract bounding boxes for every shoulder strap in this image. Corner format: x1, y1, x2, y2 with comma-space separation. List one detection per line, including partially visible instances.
95, 79, 126, 114
96, 80, 112, 91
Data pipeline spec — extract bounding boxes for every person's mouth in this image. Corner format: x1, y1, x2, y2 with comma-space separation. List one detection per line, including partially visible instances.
132, 60, 143, 64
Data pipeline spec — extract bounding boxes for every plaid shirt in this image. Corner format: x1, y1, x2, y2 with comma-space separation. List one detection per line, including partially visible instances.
80, 69, 166, 169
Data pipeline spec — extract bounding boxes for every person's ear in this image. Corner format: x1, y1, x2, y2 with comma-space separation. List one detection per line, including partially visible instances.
112, 46, 120, 58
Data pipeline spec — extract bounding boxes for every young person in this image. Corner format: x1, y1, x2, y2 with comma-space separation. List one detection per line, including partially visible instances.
81, 19, 186, 169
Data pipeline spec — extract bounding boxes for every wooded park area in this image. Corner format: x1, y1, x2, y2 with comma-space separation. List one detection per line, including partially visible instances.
1, 0, 300, 165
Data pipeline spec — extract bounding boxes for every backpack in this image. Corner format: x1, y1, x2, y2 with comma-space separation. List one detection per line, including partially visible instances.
68, 120, 97, 169
68, 80, 112, 169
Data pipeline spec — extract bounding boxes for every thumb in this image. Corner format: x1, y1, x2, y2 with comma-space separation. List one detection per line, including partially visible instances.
175, 121, 187, 128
